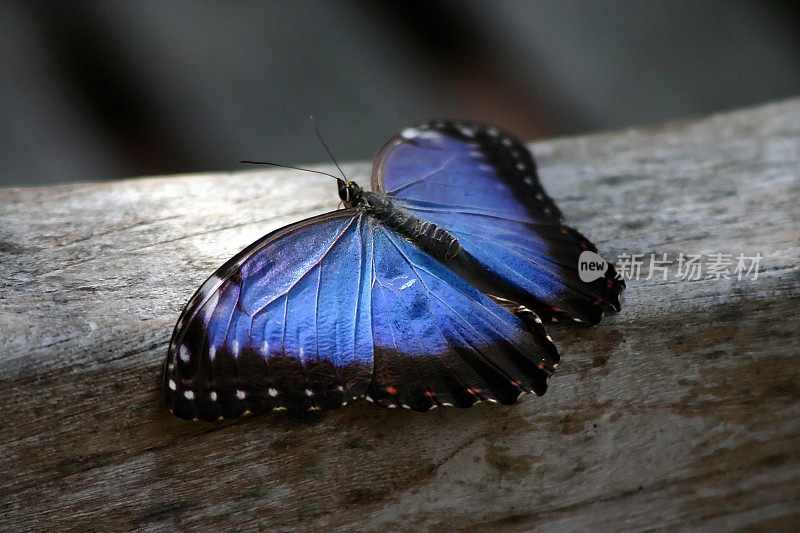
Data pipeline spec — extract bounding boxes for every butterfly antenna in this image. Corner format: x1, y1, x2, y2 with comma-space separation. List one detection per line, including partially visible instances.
239, 160, 342, 181
310, 115, 348, 182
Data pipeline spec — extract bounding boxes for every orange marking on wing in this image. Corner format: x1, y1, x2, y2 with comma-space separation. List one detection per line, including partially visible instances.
385, 386, 398, 395
466, 388, 481, 395
424, 390, 437, 398
510, 380, 522, 387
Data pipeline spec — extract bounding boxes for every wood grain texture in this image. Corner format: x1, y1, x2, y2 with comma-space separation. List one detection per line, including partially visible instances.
1, 99, 799, 532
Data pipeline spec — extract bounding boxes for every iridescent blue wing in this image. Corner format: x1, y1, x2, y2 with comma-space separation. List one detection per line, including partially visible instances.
165, 209, 558, 420
368, 220, 558, 411
165, 210, 374, 421
371, 120, 624, 324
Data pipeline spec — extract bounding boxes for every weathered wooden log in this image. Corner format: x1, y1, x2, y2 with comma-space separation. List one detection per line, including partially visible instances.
1, 99, 799, 531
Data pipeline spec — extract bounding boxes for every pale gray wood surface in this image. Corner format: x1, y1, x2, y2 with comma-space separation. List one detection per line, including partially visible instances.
1, 99, 799, 532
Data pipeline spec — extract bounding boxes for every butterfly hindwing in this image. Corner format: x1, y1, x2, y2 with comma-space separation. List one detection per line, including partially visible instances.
368, 223, 558, 411
371, 120, 624, 324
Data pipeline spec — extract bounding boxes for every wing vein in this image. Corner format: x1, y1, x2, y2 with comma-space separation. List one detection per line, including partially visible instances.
249, 215, 360, 318
387, 156, 456, 195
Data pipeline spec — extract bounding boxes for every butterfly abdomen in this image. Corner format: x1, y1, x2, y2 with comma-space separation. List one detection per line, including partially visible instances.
362, 191, 460, 261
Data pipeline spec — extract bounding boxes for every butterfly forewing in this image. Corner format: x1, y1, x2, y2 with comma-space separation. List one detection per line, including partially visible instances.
165, 210, 374, 420
371, 120, 624, 324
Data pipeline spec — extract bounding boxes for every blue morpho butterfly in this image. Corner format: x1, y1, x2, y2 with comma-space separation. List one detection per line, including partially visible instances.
164, 121, 624, 421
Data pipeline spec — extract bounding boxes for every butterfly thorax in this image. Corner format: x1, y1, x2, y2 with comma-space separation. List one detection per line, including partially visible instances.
359, 188, 461, 262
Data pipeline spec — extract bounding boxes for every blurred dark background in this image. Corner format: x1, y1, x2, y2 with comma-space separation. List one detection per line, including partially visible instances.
2, 1, 799, 186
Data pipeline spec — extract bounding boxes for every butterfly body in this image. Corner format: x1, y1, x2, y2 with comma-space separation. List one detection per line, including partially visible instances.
165, 121, 623, 421
353, 188, 461, 262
